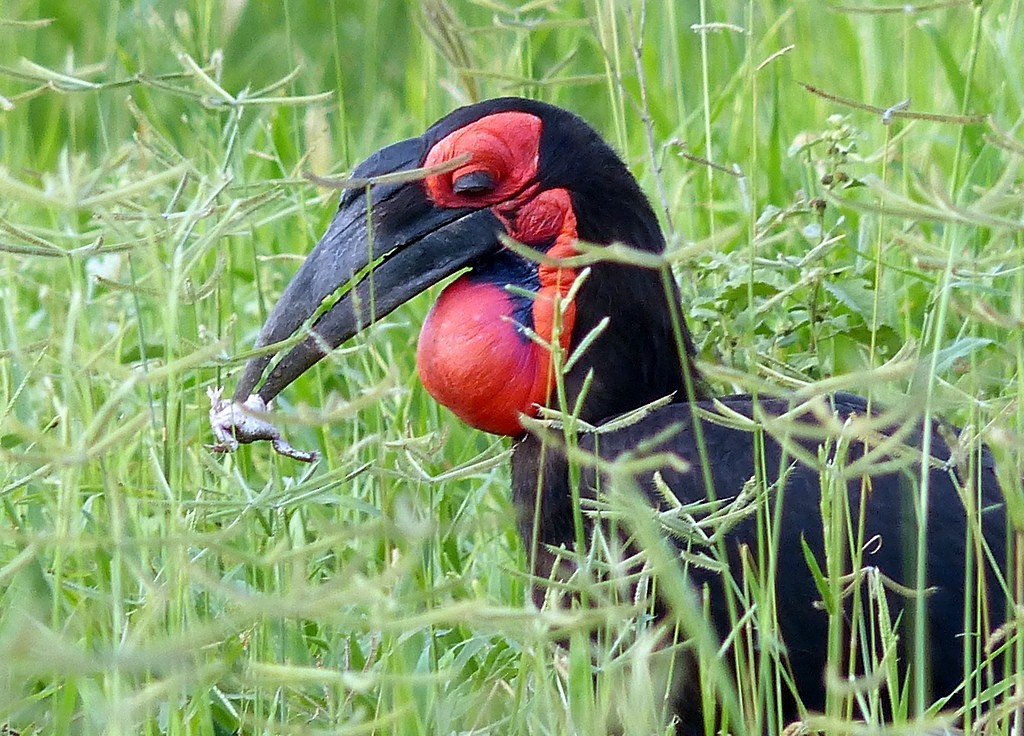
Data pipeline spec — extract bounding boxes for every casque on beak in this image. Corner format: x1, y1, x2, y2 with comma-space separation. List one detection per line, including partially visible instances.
232, 137, 505, 406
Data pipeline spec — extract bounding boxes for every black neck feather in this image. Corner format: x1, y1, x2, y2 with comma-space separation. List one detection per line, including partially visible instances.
560, 187, 709, 426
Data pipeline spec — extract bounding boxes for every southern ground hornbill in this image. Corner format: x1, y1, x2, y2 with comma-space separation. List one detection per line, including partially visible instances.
212, 98, 1013, 732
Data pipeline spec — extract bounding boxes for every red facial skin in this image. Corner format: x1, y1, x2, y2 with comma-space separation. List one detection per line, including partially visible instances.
416, 113, 579, 436
422, 112, 541, 209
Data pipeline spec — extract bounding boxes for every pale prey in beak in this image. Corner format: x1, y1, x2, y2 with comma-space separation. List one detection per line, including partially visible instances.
207, 387, 318, 462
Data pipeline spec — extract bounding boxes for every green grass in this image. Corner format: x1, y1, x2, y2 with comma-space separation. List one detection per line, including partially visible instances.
1, 0, 1022, 734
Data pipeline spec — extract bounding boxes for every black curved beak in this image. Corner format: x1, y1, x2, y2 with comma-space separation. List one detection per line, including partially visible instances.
233, 137, 505, 404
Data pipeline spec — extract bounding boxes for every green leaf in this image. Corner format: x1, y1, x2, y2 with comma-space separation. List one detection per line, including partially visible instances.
931, 336, 995, 374
823, 279, 897, 330
800, 534, 834, 616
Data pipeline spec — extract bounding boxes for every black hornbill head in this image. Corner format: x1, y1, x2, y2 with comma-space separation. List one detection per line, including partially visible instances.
233, 98, 702, 436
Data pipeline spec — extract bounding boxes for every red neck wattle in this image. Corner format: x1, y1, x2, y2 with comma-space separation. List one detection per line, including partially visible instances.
416, 189, 578, 436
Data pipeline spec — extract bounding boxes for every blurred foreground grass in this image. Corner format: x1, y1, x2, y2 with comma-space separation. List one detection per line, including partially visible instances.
1, 1, 1022, 734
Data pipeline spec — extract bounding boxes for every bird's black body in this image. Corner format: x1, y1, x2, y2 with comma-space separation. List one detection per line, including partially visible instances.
514, 393, 1006, 731
224, 97, 1013, 734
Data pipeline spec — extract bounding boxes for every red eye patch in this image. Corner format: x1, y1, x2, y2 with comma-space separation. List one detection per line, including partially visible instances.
423, 112, 542, 208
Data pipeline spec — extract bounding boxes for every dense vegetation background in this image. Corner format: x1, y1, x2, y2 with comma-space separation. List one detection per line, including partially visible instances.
1, 1, 1021, 734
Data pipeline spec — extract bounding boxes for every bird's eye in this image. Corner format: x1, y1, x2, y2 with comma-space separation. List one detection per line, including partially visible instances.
452, 169, 497, 195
